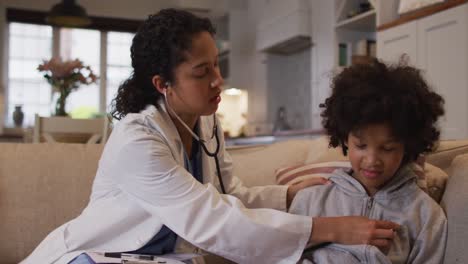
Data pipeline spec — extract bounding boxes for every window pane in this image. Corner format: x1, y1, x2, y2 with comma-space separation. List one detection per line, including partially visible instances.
106, 31, 134, 110
6, 22, 52, 127
60, 28, 100, 116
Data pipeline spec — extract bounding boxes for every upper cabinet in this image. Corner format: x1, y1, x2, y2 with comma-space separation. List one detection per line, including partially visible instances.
418, 4, 468, 140
377, 20, 418, 63
377, 2, 468, 139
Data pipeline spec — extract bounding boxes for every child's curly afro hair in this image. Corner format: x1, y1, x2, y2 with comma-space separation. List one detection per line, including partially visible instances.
321, 58, 445, 164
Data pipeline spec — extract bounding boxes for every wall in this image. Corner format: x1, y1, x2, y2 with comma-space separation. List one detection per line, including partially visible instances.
228, 0, 336, 134
228, 0, 272, 135
266, 49, 311, 130
229, 0, 312, 135
309, 0, 335, 129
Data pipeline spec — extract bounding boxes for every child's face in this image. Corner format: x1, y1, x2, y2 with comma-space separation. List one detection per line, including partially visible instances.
346, 123, 405, 196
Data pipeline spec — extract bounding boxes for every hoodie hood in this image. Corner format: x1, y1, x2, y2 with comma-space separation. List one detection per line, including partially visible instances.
330, 165, 418, 199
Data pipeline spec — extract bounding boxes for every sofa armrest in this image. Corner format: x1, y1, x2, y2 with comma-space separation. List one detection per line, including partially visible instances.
441, 153, 468, 263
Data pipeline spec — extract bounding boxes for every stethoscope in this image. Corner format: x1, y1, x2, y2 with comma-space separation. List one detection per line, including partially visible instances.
163, 83, 226, 194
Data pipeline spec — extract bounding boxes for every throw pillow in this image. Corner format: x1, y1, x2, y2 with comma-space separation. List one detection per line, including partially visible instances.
423, 163, 449, 202
411, 154, 449, 202
276, 161, 351, 186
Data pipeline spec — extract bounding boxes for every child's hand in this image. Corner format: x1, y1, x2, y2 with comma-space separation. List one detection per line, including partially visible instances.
286, 177, 331, 208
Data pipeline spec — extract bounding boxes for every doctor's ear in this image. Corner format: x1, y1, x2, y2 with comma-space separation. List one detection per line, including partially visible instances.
152, 75, 169, 94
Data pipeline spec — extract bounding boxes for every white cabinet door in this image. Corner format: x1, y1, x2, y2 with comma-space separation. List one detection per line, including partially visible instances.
377, 20, 418, 65
417, 4, 468, 139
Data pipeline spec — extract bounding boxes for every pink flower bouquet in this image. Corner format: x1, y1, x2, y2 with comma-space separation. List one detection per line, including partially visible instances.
37, 57, 98, 116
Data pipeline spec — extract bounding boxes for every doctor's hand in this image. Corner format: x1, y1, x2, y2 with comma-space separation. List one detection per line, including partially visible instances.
286, 177, 330, 208
310, 216, 400, 254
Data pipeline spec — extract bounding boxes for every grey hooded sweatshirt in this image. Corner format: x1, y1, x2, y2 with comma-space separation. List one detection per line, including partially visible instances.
289, 166, 447, 264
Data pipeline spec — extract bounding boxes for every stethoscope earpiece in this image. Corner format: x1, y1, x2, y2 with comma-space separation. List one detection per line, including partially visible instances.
163, 82, 170, 96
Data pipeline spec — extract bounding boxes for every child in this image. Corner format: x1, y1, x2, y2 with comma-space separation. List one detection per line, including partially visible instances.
290, 59, 447, 264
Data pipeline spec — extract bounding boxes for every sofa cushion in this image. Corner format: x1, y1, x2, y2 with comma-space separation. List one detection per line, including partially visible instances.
424, 163, 449, 202
228, 139, 313, 187
426, 139, 468, 173
304, 136, 348, 163
0, 143, 103, 264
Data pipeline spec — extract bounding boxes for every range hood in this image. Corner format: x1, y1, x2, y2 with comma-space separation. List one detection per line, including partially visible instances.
256, 5, 311, 55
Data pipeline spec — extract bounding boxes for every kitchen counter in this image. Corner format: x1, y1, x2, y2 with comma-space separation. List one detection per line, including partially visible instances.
225, 129, 324, 146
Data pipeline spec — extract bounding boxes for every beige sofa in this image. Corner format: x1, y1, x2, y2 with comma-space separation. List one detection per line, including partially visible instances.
1, 137, 468, 263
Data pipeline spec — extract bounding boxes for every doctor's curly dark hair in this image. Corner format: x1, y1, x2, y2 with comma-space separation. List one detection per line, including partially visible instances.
111, 9, 215, 120
320, 58, 444, 164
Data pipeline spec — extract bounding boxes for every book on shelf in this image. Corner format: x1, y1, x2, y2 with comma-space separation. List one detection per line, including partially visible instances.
338, 43, 348, 67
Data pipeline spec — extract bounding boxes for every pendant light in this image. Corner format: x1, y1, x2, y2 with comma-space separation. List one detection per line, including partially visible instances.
46, 0, 91, 27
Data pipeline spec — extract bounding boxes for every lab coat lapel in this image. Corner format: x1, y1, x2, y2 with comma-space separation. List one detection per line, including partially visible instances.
151, 101, 220, 190
150, 102, 185, 165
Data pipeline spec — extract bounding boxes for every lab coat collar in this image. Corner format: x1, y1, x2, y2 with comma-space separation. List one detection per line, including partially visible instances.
147, 101, 181, 145
144, 101, 216, 186
149, 100, 215, 146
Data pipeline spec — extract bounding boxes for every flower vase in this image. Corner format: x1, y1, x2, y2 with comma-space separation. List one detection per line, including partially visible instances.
54, 89, 70, 116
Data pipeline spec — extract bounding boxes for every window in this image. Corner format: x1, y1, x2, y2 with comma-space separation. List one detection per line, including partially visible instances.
106, 32, 134, 110
7, 23, 53, 126
5, 23, 134, 127
60, 28, 101, 116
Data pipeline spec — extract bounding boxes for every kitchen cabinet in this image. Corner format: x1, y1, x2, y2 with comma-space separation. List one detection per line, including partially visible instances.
377, 20, 418, 64
377, 3, 468, 139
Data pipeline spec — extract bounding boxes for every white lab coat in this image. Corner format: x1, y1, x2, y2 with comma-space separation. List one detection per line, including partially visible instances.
21, 102, 311, 264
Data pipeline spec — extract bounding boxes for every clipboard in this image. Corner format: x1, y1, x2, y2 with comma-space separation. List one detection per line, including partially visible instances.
85, 252, 203, 264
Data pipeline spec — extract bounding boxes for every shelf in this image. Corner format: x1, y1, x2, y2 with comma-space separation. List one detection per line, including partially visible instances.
335, 9, 376, 31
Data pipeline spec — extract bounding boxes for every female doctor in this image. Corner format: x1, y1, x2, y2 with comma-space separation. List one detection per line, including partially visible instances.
22, 9, 399, 264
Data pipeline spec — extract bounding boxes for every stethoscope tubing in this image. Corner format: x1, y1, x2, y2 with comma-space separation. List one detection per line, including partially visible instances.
199, 126, 226, 194
164, 93, 226, 194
